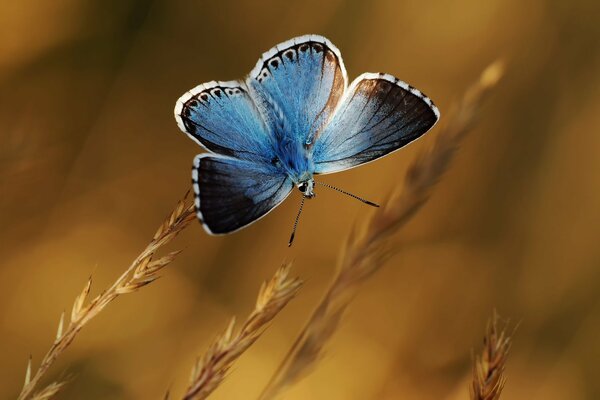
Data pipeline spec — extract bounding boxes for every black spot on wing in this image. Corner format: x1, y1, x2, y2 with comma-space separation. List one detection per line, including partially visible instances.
256, 39, 340, 78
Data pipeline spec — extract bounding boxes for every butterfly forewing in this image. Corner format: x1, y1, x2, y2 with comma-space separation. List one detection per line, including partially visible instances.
311, 73, 440, 174
248, 35, 347, 146
174, 81, 274, 162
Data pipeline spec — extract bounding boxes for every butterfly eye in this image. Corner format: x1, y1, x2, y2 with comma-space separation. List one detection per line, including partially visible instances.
298, 182, 308, 193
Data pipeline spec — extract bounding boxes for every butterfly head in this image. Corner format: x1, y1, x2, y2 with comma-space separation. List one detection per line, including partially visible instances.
297, 179, 315, 198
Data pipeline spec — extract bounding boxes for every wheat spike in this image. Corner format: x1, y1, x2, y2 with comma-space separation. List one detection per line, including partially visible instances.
30, 381, 68, 400
24, 356, 32, 388
71, 276, 92, 323
17, 192, 196, 400
55, 312, 65, 342
470, 311, 513, 400
182, 263, 302, 400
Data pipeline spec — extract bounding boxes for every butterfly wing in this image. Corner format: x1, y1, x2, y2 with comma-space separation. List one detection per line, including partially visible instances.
193, 154, 294, 234
311, 73, 440, 174
174, 80, 274, 162
247, 35, 347, 146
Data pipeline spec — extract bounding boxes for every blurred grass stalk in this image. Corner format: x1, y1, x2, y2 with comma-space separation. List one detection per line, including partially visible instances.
180, 263, 302, 400
259, 60, 506, 400
18, 195, 196, 400
470, 312, 512, 400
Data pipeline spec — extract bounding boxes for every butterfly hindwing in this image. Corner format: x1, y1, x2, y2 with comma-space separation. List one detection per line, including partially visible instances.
193, 155, 294, 234
311, 73, 440, 174
175, 80, 274, 162
248, 35, 347, 145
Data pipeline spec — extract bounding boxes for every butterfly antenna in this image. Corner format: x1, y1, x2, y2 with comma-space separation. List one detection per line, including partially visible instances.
314, 180, 380, 207
288, 196, 306, 247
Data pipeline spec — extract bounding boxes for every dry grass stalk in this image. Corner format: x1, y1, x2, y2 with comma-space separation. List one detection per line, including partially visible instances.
182, 263, 302, 400
259, 61, 506, 400
470, 312, 512, 400
30, 382, 68, 400
18, 194, 196, 400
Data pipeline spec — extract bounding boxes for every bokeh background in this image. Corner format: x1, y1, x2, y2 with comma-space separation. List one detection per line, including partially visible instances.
1, 0, 599, 399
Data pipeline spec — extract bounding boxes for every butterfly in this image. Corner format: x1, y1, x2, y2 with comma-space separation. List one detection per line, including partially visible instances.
174, 35, 439, 245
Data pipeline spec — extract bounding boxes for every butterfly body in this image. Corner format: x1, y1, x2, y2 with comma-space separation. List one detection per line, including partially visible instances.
271, 137, 314, 187
175, 35, 439, 236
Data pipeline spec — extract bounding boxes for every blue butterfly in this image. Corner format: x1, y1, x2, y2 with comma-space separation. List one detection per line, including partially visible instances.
174, 35, 439, 245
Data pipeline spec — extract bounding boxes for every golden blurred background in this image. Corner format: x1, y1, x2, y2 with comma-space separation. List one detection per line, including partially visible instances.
1, 0, 599, 398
